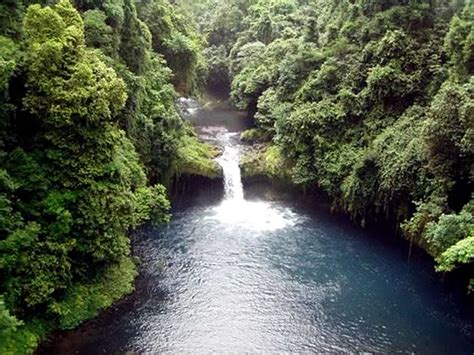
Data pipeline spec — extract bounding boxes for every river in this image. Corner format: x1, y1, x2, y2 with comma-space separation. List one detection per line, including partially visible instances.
39, 100, 474, 354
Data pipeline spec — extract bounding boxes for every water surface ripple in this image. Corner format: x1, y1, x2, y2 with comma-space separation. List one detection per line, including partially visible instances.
39, 101, 474, 354
124, 201, 473, 354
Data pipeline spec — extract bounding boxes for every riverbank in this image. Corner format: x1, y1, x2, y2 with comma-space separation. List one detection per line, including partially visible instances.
5, 119, 223, 355
35, 100, 474, 354
3, 257, 137, 354
239, 133, 474, 295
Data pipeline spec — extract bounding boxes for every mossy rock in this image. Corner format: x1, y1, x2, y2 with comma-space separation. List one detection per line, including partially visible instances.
240, 144, 291, 183
172, 134, 223, 179
240, 128, 270, 144
3, 257, 138, 355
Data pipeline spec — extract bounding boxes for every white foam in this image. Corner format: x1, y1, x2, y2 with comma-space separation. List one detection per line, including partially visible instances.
210, 131, 296, 231
209, 199, 296, 231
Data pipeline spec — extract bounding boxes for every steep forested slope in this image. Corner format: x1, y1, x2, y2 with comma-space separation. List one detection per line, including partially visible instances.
184, 0, 474, 292
1, 0, 473, 352
0, 0, 216, 352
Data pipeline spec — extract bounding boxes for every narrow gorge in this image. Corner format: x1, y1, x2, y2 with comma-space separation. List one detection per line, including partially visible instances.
0, 0, 473, 353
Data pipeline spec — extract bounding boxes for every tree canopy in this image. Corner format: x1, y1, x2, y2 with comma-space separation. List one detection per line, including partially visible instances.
0, 0, 213, 352
0, 0, 473, 351
186, 0, 473, 292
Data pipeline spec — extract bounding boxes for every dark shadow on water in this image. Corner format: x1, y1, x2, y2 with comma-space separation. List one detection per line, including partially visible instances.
37, 101, 474, 355
36, 181, 474, 355
170, 174, 224, 211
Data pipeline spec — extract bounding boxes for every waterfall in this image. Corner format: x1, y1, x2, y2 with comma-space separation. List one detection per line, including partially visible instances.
212, 131, 294, 231
216, 133, 244, 201
175, 98, 295, 231
176, 97, 245, 202
177, 97, 201, 116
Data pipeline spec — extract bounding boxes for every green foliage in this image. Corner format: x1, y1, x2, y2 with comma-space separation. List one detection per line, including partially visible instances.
75, 0, 197, 182
134, 184, 171, 226
49, 256, 137, 329
83, 10, 114, 55
426, 208, 474, 256
204, 45, 231, 94
0, 0, 204, 350
0, 296, 22, 346
444, 2, 474, 80
198, 0, 474, 290
240, 128, 268, 143
240, 144, 290, 182
0, 0, 473, 350
436, 236, 474, 272
0, 35, 19, 149
0, 36, 18, 91
246, 0, 298, 44
0, 221, 74, 307
0, 320, 41, 355
254, 88, 280, 133
136, 0, 205, 92
119, 0, 151, 75
23, 5, 127, 127
203, 1, 246, 48
172, 132, 222, 179
424, 79, 473, 179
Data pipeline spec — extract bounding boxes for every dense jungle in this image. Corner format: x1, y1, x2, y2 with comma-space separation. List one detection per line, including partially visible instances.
0, 0, 473, 353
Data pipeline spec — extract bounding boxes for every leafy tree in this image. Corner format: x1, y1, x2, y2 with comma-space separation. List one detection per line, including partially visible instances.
220, 0, 474, 290
0, 2, 176, 350
426, 205, 474, 255
136, 0, 204, 92
0, 296, 21, 345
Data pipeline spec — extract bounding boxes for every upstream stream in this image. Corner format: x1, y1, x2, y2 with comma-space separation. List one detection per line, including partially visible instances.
40, 100, 474, 354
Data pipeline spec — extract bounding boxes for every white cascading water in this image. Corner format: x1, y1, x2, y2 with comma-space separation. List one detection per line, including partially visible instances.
215, 133, 244, 201
211, 130, 296, 231
176, 97, 296, 231
177, 97, 201, 116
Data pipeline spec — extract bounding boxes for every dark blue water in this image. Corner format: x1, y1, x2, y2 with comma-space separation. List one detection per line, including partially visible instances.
39, 101, 474, 354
